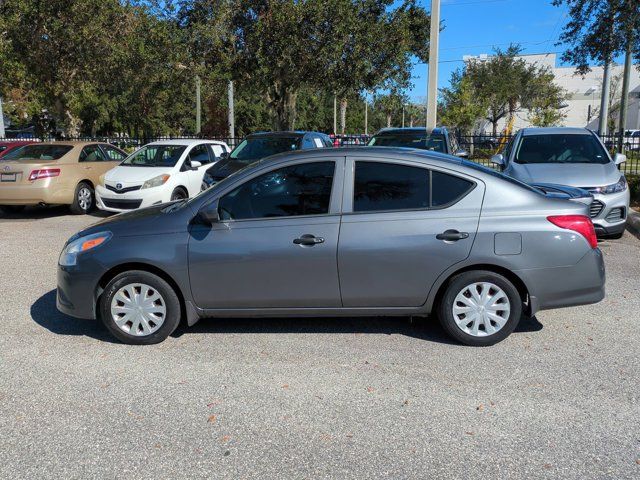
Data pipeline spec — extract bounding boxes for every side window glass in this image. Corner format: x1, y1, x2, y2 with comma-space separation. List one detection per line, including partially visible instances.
208, 144, 224, 160
80, 145, 105, 162
189, 144, 210, 164
313, 137, 324, 148
502, 136, 515, 161
354, 162, 429, 212
301, 136, 315, 149
218, 162, 335, 220
431, 171, 474, 207
102, 146, 126, 161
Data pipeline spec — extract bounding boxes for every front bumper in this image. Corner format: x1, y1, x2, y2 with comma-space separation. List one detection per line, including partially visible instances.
588, 188, 630, 236
57, 263, 104, 319
96, 185, 168, 213
516, 248, 605, 313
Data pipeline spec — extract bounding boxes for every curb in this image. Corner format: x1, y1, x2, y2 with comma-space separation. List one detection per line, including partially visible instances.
627, 208, 640, 240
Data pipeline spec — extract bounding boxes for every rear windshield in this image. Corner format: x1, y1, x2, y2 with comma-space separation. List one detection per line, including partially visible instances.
514, 134, 609, 165
368, 133, 446, 153
229, 136, 302, 163
2, 144, 73, 161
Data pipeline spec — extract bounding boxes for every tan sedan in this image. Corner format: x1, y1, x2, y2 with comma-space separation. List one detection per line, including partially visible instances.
0, 141, 127, 214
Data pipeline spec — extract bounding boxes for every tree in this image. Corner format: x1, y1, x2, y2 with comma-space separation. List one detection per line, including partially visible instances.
552, 0, 639, 74
460, 45, 567, 135
440, 70, 487, 134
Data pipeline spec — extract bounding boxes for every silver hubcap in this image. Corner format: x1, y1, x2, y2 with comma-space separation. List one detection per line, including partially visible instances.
110, 283, 166, 337
78, 187, 92, 210
452, 282, 510, 337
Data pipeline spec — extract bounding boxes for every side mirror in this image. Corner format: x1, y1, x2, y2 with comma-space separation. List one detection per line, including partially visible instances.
220, 151, 229, 160
190, 160, 202, 169
199, 200, 220, 224
454, 148, 469, 158
490, 154, 505, 166
613, 153, 627, 165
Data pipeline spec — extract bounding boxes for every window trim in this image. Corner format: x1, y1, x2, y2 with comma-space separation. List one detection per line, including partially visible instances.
211, 158, 344, 223
343, 157, 477, 215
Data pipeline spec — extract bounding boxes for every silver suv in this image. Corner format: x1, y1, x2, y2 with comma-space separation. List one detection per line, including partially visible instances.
492, 127, 630, 238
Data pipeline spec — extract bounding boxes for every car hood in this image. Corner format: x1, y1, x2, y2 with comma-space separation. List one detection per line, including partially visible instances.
511, 162, 620, 187
105, 165, 172, 183
78, 202, 193, 238
205, 158, 252, 181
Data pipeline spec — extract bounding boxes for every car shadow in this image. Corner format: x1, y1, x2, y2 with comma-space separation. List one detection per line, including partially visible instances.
32, 289, 543, 345
0, 205, 111, 220
30, 290, 118, 343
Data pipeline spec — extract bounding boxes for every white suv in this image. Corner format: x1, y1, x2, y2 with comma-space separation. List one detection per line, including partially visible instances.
96, 140, 230, 213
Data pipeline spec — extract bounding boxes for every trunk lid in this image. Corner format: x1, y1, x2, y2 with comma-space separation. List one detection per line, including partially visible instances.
0, 160, 63, 185
532, 183, 593, 207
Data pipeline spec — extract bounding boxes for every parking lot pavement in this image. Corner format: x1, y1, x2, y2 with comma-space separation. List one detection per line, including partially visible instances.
0, 207, 639, 480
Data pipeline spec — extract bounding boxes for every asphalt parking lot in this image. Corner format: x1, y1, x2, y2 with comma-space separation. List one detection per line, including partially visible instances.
0, 207, 639, 479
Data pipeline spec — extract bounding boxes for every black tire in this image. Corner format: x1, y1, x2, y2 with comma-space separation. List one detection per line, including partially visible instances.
99, 270, 181, 345
603, 232, 624, 240
0, 205, 26, 214
69, 182, 95, 215
171, 187, 188, 201
437, 270, 523, 347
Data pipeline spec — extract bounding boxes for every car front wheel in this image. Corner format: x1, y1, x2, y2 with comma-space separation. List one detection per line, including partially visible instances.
99, 270, 181, 345
437, 270, 522, 346
70, 182, 95, 214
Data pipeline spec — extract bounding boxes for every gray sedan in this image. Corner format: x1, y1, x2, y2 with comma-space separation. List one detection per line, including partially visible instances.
57, 147, 605, 346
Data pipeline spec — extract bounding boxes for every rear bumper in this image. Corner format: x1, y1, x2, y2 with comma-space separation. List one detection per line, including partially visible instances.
0, 179, 73, 205
516, 248, 605, 313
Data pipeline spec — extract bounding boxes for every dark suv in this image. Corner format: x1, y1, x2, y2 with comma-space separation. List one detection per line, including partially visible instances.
202, 131, 333, 189
367, 127, 468, 157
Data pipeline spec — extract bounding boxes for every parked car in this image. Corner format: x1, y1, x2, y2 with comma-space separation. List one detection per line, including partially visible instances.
201, 131, 332, 189
57, 147, 605, 346
623, 130, 640, 151
367, 127, 469, 157
95, 139, 230, 213
0, 141, 127, 215
0, 140, 37, 159
491, 127, 630, 239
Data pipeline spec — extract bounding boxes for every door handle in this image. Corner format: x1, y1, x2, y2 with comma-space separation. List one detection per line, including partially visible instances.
436, 229, 469, 242
293, 234, 325, 246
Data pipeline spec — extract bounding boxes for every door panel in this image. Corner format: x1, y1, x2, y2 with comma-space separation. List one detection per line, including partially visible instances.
189, 216, 341, 309
338, 158, 484, 307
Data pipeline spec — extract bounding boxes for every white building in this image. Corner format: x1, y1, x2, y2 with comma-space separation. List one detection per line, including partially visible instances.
463, 52, 640, 134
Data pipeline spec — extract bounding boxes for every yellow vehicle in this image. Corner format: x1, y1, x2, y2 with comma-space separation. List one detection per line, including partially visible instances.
0, 141, 127, 214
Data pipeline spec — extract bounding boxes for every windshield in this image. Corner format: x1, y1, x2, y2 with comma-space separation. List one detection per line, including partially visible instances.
514, 134, 609, 165
229, 136, 301, 163
122, 145, 187, 167
368, 133, 446, 153
2, 144, 73, 161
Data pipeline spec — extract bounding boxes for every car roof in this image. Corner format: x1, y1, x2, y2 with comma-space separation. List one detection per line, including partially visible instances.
246, 131, 319, 139
373, 127, 447, 136
520, 127, 593, 136
145, 139, 226, 146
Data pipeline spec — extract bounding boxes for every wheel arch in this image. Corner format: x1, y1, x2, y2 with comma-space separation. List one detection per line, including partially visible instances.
428, 263, 531, 315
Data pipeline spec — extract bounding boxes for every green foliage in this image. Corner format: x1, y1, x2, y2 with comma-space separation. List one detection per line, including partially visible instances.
0, 0, 430, 136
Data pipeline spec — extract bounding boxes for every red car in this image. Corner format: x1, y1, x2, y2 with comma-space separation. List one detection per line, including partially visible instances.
0, 140, 37, 159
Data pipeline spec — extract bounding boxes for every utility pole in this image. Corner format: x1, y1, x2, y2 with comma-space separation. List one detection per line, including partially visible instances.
228, 80, 235, 146
195, 76, 202, 135
0, 97, 5, 138
617, 43, 632, 152
333, 94, 337, 135
364, 94, 368, 136
426, 0, 440, 129
598, 61, 611, 136
402, 104, 406, 128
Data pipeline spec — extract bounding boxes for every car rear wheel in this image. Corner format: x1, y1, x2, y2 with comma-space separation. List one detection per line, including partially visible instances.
437, 270, 522, 346
99, 270, 181, 345
70, 182, 94, 214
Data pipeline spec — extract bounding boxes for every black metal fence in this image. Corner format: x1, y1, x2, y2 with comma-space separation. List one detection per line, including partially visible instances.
2, 132, 639, 175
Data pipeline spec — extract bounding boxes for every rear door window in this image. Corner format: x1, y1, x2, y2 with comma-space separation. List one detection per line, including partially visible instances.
101, 145, 126, 161
79, 145, 107, 162
431, 171, 475, 207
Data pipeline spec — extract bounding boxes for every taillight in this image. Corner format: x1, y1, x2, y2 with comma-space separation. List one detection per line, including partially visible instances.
28, 168, 60, 181
547, 215, 598, 249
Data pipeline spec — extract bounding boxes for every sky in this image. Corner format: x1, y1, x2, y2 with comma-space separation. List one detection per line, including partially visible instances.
406, 0, 571, 101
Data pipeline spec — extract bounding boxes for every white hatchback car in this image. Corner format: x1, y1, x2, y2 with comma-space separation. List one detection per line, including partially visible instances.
96, 140, 230, 212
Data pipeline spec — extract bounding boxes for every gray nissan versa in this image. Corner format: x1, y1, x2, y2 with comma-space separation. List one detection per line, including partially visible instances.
57, 147, 605, 346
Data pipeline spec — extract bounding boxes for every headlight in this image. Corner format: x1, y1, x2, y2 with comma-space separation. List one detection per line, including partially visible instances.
601, 176, 627, 194
142, 174, 170, 189
98, 173, 106, 187
59, 231, 112, 266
